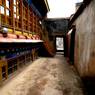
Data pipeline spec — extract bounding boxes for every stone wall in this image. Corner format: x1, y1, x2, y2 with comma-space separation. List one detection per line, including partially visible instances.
74, 0, 95, 77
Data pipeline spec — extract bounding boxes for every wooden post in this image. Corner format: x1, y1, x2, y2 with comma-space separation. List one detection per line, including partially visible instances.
28, 2, 29, 33
10, 0, 14, 30
4, 0, 7, 25
32, 49, 35, 61
21, 0, 23, 33
0, 67, 2, 84
5, 64, 8, 79
0, 0, 1, 27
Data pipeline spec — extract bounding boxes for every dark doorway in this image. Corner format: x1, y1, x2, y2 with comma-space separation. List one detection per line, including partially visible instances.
69, 27, 76, 64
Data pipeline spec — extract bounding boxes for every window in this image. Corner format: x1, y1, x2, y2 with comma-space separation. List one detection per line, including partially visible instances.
13, 0, 20, 19
0, 6, 4, 14
14, 6, 16, 13
5, 0, 10, 16
13, 0, 21, 28
6, 0, 9, 8
14, 14, 16, 18
0, 0, 12, 26
14, 0, 16, 5
6, 9, 9, 16
17, 15, 19, 19
0, 0, 10, 16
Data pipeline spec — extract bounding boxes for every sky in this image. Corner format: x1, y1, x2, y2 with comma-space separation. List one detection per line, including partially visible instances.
47, 0, 83, 18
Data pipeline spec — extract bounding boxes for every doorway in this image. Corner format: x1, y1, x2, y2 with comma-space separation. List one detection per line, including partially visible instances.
56, 37, 64, 53
69, 27, 76, 64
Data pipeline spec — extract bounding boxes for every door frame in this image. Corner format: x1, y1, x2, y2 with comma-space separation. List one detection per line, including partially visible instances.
55, 36, 64, 52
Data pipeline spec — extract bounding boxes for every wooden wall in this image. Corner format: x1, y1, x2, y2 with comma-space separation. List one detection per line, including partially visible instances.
0, 0, 42, 37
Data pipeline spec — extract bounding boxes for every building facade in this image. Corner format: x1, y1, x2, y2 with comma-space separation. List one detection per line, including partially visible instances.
0, 0, 49, 82
69, 0, 95, 77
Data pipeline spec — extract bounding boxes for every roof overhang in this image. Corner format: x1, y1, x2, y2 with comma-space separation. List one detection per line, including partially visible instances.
44, 0, 50, 12
31, 0, 50, 17
69, 0, 92, 27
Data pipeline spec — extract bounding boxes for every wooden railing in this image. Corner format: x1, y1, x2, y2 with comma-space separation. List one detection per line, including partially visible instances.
0, 48, 38, 83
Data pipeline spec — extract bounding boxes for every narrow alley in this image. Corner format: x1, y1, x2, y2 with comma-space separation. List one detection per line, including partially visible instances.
0, 54, 85, 95
0, 0, 95, 95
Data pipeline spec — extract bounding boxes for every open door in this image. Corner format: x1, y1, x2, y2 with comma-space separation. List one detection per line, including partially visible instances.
56, 37, 64, 52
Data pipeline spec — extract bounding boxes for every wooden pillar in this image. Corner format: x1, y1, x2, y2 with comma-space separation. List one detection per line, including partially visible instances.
5, 64, 8, 79
21, 0, 23, 33
33, 13, 34, 33
4, 0, 7, 25
27, 2, 29, 33
10, 0, 14, 31
0, 67, 2, 82
32, 49, 35, 61
0, 0, 1, 27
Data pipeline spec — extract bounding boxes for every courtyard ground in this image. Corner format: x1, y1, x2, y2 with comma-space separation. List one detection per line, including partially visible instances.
0, 54, 85, 95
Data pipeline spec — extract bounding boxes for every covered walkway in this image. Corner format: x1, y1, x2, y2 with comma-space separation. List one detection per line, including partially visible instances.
0, 54, 85, 95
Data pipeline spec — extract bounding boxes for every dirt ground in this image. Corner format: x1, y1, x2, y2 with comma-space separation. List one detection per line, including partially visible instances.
0, 54, 85, 95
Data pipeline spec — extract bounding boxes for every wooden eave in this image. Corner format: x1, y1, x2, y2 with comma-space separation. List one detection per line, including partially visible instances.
69, 0, 92, 27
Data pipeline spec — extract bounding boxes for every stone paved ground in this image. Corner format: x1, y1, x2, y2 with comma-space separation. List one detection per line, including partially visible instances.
0, 54, 86, 95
